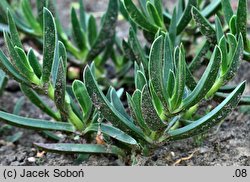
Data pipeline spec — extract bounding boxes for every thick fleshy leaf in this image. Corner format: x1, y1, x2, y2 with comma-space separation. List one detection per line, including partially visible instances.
86, 123, 137, 145
0, 50, 31, 85
153, 0, 163, 22
128, 28, 148, 68
4, 33, 35, 82
135, 70, 147, 91
41, 8, 57, 85
189, 40, 210, 73
141, 85, 166, 131
110, 88, 131, 121
215, 92, 250, 105
78, 0, 87, 31
222, 35, 243, 84
0, 111, 75, 132
146, 2, 163, 28
123, 0, 158, 33
201, 0, 221, 18
215, 16, 224, 43
0, 69, 7, 95
163, 34, 174, 97
21, 0, 42, 34
236, 0, 247, 46
34, 143, 125, 157
72, 80, 92, 122
86, 0, 118, 61
149, 36, 165, 104
221, 0, 234, 24
167, 81, 245, 140
169, 8, 177, 45
54, 58, 67, 121
84, 66, 145, 140
127, 91, 150, 134
28, 49, 42, 78
182, 46, 221, 109
171, 45, 186, 110
52, 41, 67, 86
71, 7, 86, 50
177, 0, 197, 34
20, 84, 60, 120
87, 15, 97, 47
7, 10, 22, 48
192, 7, 216, 44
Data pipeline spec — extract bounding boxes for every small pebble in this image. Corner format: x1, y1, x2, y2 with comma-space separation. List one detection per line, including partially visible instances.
27, 157, 36, 163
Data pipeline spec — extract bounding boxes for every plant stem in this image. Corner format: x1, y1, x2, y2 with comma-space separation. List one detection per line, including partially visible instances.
47, 83, 84, 131
205, 78, 223, 99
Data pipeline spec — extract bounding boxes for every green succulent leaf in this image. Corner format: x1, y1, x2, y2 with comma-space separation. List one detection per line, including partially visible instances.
169, 8, 177, 45
86, 0, 118, 61
221, 0, 234, 24
201, 0, 221, 18
171, 45, 186, 110
86, 123, 137, 145
110, 88, 131, 121
149, 36, 165, 105
0, 69, 7, 95
72, 80, 92, 122
135, 70, 147, 91
78, 0, 87, 31
123, 0, 158, 33
182, 46, 221, 109
21, 0, 42, 34
189, 40, 210, 73
54, 58, 67, 121
0, 111, 75, 132
87, 15, 98, 47
168, 81, 245, 140
34, 143, 125, 157
20, 84, 60, 120
141, 85, 166, 131
128, 28, 148, 68
41, 8, 57, 85
127, 91, 150, 134
192, 7, 216, 44
27, 49, 42, 78
84, 66, 145, 140
71, 7, 86, 50
146, 2, 163, 28
0, 50, 31, 86
177, 0, 197, 34
215, 16, 224, 43
236, 0, 247, 46
7, 10, 23, 48
222, 34, 244, 83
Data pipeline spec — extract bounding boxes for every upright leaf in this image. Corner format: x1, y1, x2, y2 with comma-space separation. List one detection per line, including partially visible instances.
141, 85, 166, 131
86, 0, 118, 61
192, 7, 216, 44
41, 8, 57, 85
177, 0, 197, 34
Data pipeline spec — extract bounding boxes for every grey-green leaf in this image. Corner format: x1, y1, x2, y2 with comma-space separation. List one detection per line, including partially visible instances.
41, 8, 57, 85
192, 7, 216, 44
168, 81, 245, 140
0, 111, 74, 132
34, 143, 125, 157
141, 85, 166, 131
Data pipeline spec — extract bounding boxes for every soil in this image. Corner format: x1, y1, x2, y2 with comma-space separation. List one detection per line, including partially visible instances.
0, 0, 250, 166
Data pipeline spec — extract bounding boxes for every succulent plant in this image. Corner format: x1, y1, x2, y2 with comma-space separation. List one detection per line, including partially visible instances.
0, 0, 248, 160
220, 0, 250, 61
0, 0, 119, 64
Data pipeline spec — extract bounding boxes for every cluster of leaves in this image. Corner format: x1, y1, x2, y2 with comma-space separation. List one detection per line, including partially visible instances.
0, 0, 249, 160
